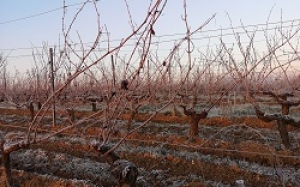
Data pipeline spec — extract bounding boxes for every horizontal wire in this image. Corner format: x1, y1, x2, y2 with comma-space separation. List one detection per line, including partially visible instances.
0, 2, 86, 25
1, 18, 300, 52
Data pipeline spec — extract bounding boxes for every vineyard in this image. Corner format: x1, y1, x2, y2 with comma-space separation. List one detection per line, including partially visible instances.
0, 94, 300, 186
1, 0, 300, 187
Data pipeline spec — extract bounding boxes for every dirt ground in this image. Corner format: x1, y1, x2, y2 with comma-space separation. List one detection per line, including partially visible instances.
0, 108, 300, 187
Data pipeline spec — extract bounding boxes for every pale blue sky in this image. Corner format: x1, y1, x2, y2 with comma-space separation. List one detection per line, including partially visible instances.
0, 0, 300, 73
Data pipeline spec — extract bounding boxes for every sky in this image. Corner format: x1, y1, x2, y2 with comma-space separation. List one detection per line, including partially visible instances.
0, 0, 300, 74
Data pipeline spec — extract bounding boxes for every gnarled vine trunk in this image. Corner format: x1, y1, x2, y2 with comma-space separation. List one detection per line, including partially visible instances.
180, 106, 208, 138
254, 92, 300, 149
277, 120, 290, 148
1, 148, 14, 187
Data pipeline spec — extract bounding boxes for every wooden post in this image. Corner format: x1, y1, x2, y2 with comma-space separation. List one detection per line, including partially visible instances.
3, 65, 7, 97
49, 48, 56, 126
29, 102, 34, 122
111, 55, 116, 89
147, 59, 151, 94
37, 101, 42, 110
92, 102, 97, 112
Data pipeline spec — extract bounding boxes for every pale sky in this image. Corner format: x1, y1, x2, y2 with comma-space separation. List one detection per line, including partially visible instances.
1, 0, 300, 73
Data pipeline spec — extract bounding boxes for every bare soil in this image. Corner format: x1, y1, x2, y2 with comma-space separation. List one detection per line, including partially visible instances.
0, 108, 300, 187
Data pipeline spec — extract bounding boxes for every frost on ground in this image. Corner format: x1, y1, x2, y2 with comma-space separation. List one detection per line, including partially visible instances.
0, 110, 300, 186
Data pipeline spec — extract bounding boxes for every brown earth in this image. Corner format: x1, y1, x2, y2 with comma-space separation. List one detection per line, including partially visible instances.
0, 108, 300, 187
